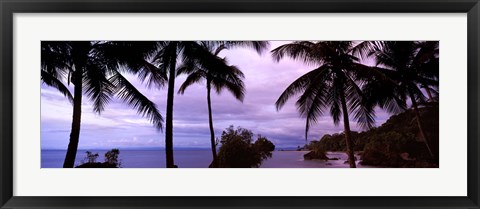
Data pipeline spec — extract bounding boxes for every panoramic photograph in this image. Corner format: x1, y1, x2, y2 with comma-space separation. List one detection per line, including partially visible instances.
41, 41, 439, 168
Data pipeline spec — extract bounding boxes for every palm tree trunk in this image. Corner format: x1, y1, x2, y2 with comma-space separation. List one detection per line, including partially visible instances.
206, 79, 218, 168
165, 53, 177, 168
63, 70, 83, 168
408, 90, 435, 158
339, 89, 356, 168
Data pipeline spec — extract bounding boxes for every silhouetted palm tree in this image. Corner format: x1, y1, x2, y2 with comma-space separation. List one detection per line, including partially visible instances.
41, 41, 164, 168
271, 41, 381, 168
367, 41, 439, 158
152, 41, 269, 168
177, 42, 246, 168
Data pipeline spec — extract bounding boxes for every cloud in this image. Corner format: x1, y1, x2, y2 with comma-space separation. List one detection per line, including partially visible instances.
41, 41, 394, 150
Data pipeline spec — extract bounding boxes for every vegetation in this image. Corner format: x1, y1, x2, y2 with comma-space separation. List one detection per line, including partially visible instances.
144, 41, 268, 168
41, 41, 163, 168
303, 142, 328, 160
177, 42, 246, 167
217, 126, 275, 168
42, 41, 268, 168
271, 41, 438, 168
302, 106, 439, 167
271, 41, 385, 168
361, 106, 439, 167
104, 148, 121, 166
84, 151, 99, 163
366, 41, 439, 158
76, 149, 122, 168
41, 40, 439, 168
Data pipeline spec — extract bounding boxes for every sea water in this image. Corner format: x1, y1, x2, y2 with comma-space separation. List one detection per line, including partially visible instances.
41, 150, 371, 168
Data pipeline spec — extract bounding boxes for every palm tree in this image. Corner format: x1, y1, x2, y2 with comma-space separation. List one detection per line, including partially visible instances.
414, 41, 439, 103
177, 42, 246, 168
41, 41, 164, 168
367, 41, 439, 158
151, 41, 269, 168
271, 41, 382, 168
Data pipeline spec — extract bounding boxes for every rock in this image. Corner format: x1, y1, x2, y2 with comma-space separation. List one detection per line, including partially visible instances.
343, 156, 357, 164
304, 151, 328, 160
400, 152, 416, 161
75, 162, 118, 168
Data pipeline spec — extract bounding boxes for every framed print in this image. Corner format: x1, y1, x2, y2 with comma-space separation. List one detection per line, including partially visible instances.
1, 0, 479, 208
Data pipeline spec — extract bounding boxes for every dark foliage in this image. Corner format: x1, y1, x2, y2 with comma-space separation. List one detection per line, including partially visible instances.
104, 148, 121, 166
302, 106, 438, 167
41, 41, 164, 168
76, 149, 122, 168
217, 126, 275, 168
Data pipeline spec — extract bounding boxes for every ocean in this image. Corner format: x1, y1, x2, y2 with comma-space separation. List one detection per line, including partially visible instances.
41, 149, 372, 168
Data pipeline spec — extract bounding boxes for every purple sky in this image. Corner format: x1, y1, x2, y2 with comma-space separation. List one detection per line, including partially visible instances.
41, 41, 392, 150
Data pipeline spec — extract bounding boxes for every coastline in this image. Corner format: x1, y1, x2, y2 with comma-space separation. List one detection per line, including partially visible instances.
42, 149, 372, 168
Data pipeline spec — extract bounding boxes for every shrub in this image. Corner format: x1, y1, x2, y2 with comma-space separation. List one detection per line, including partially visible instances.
361, 132, 418, 167
76, 148, 121, 168
303, 140, 328, 160
84, 151, 99, 164
105, 148, 120, 167
217, 126, 275, 168
254, 136, 275, 160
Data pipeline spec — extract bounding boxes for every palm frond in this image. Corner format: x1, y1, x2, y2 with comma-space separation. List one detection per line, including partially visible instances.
329, 97, 342, 126
41, 70, 74, 104
83, 62, 115, 114
41, 41, 72, 78
176, 62, 200, 77
303, 92, 325, 142
344, 76, 375, 130
135, 60, 168, 88
275, 65, 329, 110
414, 75, 439, 87
362, 78, 406, 114
213, 72, 246, 102
271, 42, 323, 65
408, 83, 428, 106
223, 41, 270, 54
179, 42, 246, 101
326, 81, 342, 126
110, 72, 164, 130
153, 42, 179, 76
295, 72, 329, 141
351, 63, 398, 85
95, 41, 167, 88
412, 41, 439, 66
350, 41, 383, 60
178, 70, 206, 94
416, 58, 439, 81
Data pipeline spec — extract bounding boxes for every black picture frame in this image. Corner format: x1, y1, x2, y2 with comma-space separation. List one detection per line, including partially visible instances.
1, 0, 479, 208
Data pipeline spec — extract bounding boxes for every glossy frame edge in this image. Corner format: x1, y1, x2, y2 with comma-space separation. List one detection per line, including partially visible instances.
0, 0, 479, 208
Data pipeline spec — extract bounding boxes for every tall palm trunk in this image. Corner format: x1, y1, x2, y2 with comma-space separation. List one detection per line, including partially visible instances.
165, 44, 177, 168
63, 69, 83, 168
206, 79, 218, 168
408, 90, 435, 158
339, 88, 356, 168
